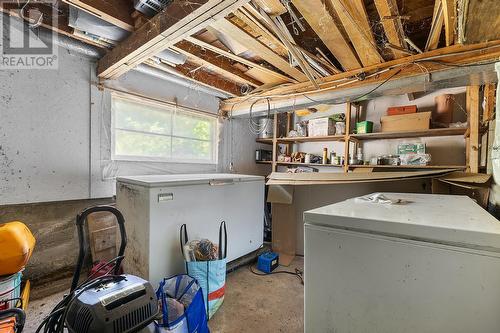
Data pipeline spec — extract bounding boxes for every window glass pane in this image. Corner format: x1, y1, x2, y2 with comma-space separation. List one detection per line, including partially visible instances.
172, 138, 212, 161
173, 112, 213, 140
115, 129, 171, 159
113, 98, 171, 135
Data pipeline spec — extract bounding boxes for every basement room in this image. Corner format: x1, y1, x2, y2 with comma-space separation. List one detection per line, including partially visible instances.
1, 0, 500, 332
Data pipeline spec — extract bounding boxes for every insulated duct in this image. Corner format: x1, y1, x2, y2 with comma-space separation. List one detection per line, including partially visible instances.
155, 49, 187, 65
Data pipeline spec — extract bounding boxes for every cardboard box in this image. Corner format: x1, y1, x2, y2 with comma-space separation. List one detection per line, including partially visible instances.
431, 172, 491, 208
397, 143, 426, 154
356, 121, 373, 134
380, 112, 431, 132
308, 117, 335, 136
387, 105, 417, 116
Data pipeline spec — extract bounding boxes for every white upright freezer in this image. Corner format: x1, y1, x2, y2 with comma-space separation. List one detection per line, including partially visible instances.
304, 193, 500, 333
116, 173, 264, 287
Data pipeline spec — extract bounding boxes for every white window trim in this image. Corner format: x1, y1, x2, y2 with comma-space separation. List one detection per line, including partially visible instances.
111, 92, 218, 165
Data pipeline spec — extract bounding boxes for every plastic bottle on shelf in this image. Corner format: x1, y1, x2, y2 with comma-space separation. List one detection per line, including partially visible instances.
322, 148, 328, 164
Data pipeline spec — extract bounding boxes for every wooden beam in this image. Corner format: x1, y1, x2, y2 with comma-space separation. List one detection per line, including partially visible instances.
185, 36, 293, 83
211, 18, 308, 81
62, 0, 134, 31
484, 83, 496, 122
145, 59, 242, 96
374, 0, 407, 59
252, 0, 287, 15
327, 0, 383, 66
172, 40, 262, 87
425, 0, 444, 51
441, 0, 456, 46
291, 0, 361, 70
466, 85, 480, 173
97, 0, 249, 79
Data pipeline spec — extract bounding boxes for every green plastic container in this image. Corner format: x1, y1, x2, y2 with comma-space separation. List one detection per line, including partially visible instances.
356, 121, 373, 134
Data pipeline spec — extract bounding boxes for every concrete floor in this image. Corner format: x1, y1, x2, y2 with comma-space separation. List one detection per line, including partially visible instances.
24, 258, 304, 333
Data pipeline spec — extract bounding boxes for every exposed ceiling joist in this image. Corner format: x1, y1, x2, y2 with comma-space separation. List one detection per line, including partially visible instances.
185, 36, 294, 83
425, 0, 444, 51
171, 40, 262, 87
221, 40, 500, 114
441, 0, 456, 46
291, 0, 362, 71
62, 0, 134, 31
374, 0, 408, 59
211, 18, 308, 80
252, 0, 287, 15
327, 0, 384, 66
97, 0, 249, 80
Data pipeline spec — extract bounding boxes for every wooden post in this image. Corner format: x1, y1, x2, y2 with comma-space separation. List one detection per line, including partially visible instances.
466, 85, 480, 173
344, 102, 352, 173
286, 112, 293, 155
272, 112, 278, 172
484, 83, 496, 122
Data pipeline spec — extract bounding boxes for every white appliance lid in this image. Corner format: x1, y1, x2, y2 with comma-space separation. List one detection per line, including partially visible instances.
304, 192, 500, 252
116, 173, 264, 187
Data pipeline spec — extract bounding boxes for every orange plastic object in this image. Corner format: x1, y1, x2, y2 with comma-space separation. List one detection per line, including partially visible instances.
0, 317, 16, 333
0, 222, 35, 276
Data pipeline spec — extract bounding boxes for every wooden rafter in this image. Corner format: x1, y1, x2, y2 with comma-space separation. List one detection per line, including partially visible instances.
221, 40, 500, 112
171, 40, 262, 87
145, 59, 242, 96
252, 0, 287, 15
374, 0, 407, 59
291, 0, 361, 70
184, 36, 294, 83
441, 0, 456, 46
425, 0, 444, 51
97, 0, 249, 79
327, 0, 383, 66
62, 0, 134, 31
211, 18, 308, 81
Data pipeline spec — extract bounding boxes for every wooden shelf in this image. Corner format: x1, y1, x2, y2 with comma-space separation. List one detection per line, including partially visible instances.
350, 127, 467, 140
256, 135, 345, 144
277, 162, 343, 168
256, 160, 272, 164
348, 164, 466, 170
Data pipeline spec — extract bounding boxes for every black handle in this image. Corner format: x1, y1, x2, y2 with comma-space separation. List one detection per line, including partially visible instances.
218, 221, 227, 259
70, 205, 127, 292
179, 224, 188, 256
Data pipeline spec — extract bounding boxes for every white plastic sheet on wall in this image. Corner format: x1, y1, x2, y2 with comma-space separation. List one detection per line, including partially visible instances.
491, 63, 500, 206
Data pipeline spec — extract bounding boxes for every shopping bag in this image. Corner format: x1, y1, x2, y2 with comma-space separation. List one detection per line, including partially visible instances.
156, 274, 210, 333
180, 221, 227, 319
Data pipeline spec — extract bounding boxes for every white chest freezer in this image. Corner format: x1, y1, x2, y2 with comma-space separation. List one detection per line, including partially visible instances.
304, 192, 500, 333
116, 173, 264, 287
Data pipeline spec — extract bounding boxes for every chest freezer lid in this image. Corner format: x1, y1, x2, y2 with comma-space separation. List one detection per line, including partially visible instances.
116, 173, 264, 187
304, 192, 500, 252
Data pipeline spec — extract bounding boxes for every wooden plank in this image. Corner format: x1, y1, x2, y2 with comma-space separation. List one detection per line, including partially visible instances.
144, 59, 241, 96
211, 18, 308, 80
327, 0, 383, 66
291, 0, 361, 71
484, 83, 496, 122
253, 0, 287, 15
276, 135, 345, 143
97, 0, 249, 79
466, 85, 480, 173
344, 102, 352, 172
441, 0, 456, 46
185, 36, 293, 83
374, 0, 407, 59
425, 0, 444, 51
62, 0, 134, 31
272, 112, 278, 172
171, 40, 262, 87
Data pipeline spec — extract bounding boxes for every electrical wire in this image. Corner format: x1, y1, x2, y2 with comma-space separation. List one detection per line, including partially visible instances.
247, 261, 304, 285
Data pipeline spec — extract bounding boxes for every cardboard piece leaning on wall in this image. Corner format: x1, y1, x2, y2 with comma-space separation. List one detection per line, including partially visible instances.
87, 211, 118, 262
267, 185, 296, 266
432, 172, 492, 208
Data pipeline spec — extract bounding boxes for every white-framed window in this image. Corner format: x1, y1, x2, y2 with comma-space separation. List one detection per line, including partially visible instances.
111, 93, 218, 164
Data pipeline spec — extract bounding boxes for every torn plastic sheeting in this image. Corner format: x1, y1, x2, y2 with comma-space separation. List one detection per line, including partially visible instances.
68, 6, 130, 42
266, 169, 457, 185
491, 62, 500, 205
